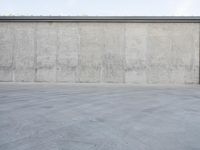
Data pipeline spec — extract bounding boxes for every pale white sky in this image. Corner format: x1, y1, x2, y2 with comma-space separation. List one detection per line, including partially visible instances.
0, 0, 200, 16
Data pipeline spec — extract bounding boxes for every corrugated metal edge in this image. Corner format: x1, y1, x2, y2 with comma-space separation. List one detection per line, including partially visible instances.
0, 16, 200, 23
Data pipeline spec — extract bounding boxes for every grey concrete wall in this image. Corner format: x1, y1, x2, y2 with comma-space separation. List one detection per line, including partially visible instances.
0, 22, 199, 84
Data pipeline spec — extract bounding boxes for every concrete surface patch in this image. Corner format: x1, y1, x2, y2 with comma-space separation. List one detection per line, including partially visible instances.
0, 83, 200, 150
0, 22, 199, 84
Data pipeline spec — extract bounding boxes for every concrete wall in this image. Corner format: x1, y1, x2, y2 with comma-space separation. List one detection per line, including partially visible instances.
0, 22, 199, 84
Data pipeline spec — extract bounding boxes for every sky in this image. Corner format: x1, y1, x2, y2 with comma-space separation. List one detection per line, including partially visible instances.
0, 0, 200, 16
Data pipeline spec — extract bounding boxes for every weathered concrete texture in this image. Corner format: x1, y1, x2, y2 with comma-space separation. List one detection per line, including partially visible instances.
125, 23, 199, 84
103, 23, 125, 83
36, 23, 57, 82
1, 84, 200, 150
14, 23, 35, 82
125, 24, 147, 83
78, 23, 104, 82
0, 23, 13, 81
146, 23, 199, 84
0, 22, 199, 84
56, 23, 79, 82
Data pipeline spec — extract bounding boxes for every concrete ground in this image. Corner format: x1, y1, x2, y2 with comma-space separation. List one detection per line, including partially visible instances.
0, 83, 200, 150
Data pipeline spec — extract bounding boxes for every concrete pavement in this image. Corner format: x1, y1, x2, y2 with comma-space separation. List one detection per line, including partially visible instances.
0, 83, 200, 150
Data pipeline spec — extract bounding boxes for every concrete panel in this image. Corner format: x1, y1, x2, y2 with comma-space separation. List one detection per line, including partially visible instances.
13, 23, 35, 82
103, 23, 125, 83
56, 23, 79, 82
78, 23, 104, 82
146, 34, 172, 84
125, 24, 147, 83
0, 23, 13, 81
146, 23, 199, 84
0, 22, 199, 84
125, 23, 199, 84
169, 24, 199, 84
36, 23, 57, 82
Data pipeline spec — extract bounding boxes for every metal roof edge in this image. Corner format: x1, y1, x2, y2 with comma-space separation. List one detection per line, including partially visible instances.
0, 16, 200, 23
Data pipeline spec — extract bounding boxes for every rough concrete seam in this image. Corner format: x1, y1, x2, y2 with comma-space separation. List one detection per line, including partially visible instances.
199, 23, 200, 84
77, 23, 81, 83
144, 24, 148, 84
123, 23, 126, 83
56, 23, 59, 82
34, 23, 37, 82
101, 23, 106, 83
169, 28, 173, 84
11, 24, 15, 82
